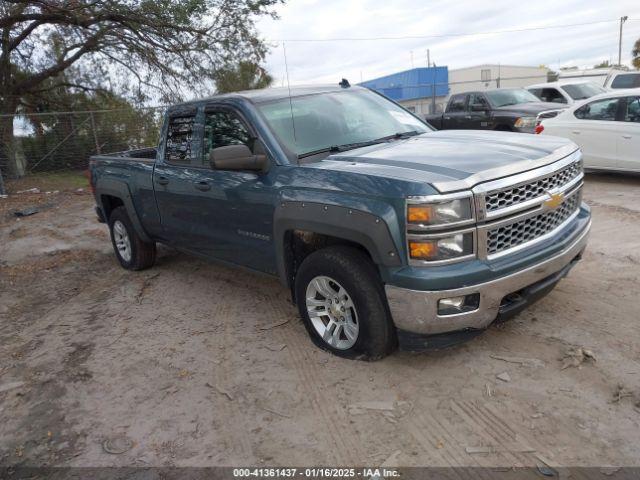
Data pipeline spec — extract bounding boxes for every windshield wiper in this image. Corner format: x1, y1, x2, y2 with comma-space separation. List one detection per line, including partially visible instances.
384, 130, 420, 140
297, 131, 421, 159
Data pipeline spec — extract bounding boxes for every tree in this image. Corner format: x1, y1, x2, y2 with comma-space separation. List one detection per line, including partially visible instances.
213, 61, 273, 94
20, 85, 162, 173
594, 60, 611, 69
0, 0, 281, 190
633, 38, 640, 70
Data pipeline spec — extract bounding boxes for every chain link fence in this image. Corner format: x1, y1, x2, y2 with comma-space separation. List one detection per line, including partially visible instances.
0, 106, 165, 193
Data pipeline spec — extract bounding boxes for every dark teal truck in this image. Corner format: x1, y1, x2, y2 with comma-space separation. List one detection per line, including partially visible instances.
89, 84, 591, 360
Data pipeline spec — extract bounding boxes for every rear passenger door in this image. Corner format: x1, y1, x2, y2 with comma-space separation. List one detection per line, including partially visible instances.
617, 96, 640, 172
443, 94, 467, 129
153, 110, 204, 245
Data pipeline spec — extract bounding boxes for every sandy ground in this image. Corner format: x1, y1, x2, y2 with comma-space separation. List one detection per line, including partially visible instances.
1, 172, 639, 470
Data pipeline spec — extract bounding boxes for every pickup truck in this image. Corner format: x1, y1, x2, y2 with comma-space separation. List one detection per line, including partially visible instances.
425, 88, 566, 133
89, 84, 591, 360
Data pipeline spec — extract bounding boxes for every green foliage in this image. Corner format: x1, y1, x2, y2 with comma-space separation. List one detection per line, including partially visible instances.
214, 61, 274, 94
593, 60, 611, 69
633, 38, 640, 70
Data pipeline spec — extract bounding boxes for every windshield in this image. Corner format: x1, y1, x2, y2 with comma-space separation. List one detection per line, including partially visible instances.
561, 83, 606, 100
257, 89, 431, 157
485, 89, 540, 107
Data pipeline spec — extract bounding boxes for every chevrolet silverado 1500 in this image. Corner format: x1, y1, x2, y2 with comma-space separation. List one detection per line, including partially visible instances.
90, 84, 591, 359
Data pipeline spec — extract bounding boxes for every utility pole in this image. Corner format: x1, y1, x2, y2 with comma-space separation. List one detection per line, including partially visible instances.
427, 49, 431, 68
431, 62, 437, 115
619, 16, 628, 67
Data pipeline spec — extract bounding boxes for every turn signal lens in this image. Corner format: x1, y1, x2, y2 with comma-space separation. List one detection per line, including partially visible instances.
409, 232, 474, 262
409, 240, 437, 259
407, 205, 433, 223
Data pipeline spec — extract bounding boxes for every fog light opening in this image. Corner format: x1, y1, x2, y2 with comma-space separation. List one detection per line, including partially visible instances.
438, 293, 480, 316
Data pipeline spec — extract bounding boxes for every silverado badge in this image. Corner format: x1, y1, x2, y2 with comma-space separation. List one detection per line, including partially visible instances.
543, 192, 564, 210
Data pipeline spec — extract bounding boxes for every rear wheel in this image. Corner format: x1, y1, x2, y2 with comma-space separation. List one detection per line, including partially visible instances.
108, 206, 156, 270
294, 246, 397, 360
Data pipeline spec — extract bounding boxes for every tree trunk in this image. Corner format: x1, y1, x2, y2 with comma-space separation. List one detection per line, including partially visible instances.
0, 98, 23, 180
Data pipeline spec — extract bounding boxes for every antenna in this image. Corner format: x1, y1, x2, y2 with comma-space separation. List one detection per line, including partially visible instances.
282, 41, 297, 144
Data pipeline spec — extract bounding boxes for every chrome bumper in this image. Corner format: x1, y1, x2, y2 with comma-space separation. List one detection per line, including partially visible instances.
385, 220, 591, 335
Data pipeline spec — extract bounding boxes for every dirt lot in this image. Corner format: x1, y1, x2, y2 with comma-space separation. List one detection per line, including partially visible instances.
1, 172, 640, 469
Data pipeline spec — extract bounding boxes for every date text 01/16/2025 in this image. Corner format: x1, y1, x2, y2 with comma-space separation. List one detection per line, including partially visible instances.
232, 467, 400, 478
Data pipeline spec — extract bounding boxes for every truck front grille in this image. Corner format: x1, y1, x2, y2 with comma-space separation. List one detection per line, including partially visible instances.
485, 159, 582, 213
486, 188, 581, 255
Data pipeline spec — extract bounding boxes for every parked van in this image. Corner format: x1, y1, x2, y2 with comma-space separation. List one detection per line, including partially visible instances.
558, 68, 640, 89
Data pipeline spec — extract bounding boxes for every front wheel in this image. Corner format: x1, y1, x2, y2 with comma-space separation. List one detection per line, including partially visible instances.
294, 246, 397, 360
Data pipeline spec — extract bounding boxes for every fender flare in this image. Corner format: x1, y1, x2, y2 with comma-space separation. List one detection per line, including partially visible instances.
273, 199, 403, 287
95, 178, 152, 243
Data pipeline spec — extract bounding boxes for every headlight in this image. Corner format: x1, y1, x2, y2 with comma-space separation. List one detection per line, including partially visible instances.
514, 116, 537, 128
408, 232, 474, 262
407, 196, 473, 227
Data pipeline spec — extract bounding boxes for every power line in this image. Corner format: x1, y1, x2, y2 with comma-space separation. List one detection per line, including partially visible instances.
270, 18, 639, 43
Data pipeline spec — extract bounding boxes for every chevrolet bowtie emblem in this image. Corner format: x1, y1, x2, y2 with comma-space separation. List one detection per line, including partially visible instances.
543, 192, 564, 210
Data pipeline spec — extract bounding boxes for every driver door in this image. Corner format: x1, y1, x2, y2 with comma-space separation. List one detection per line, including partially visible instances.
188, 106, 278, 273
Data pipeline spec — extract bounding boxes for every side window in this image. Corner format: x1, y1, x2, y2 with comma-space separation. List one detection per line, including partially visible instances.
203, 110, 253, 162
165, 116, 195, 164
611, 74, 640, 89
448, 95, 466, 112
574, 98, 621, 121
528, 88, 542, 99
468, 93, 489, 109
624, 97, 640, 123
540, 88, 567, 104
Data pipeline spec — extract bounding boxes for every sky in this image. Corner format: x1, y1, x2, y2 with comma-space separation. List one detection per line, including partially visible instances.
255, 0, 640, 86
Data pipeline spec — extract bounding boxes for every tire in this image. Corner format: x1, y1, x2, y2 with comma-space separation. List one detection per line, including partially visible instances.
294, 246, 397, 360
108, 206, 156, 270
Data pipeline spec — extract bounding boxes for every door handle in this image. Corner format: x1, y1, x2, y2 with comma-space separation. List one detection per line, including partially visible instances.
194, 181, 211, 191
622, 135, 632, 139
156, 176, 169, 185
571, 130, 581, 134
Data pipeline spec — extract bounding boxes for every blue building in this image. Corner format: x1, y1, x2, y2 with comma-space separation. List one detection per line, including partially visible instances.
359, 66, 449, 115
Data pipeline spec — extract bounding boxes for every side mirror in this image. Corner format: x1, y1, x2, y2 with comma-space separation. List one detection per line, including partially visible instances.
209, 144, 268, 172
470, 103, 488, 112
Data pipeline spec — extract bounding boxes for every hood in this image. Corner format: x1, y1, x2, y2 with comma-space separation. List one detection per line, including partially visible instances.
494, 101, 567, 115
308, 130, 578, 193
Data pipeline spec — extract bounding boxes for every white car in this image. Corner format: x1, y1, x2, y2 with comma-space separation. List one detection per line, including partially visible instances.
527, 81, 606, 105
537, 89, 640, 172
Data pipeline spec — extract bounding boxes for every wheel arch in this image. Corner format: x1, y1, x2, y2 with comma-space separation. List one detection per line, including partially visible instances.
96, 178, 152, 243
274, 200, 403, 302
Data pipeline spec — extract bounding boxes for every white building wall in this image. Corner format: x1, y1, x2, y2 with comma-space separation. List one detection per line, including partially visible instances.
449, 65, 548, 95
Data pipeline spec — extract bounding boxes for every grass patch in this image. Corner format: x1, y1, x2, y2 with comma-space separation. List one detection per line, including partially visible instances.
5, 170, 88, 193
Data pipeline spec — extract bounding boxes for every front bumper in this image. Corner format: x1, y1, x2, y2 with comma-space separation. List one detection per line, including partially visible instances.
385, 218, 590, 336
